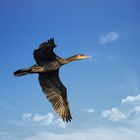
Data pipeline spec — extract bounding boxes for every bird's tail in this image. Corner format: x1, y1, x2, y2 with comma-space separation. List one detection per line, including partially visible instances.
14, 67, 32, 76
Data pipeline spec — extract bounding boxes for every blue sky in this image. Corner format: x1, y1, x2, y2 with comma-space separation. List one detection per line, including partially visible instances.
0, 0, 140, 139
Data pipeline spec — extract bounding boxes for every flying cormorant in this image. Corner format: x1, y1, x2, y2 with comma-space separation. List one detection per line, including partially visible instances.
14, 38, 90, 122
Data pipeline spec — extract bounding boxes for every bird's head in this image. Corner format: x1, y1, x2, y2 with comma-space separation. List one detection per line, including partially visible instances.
75, 54, 91, 60
64, 54, 91, 64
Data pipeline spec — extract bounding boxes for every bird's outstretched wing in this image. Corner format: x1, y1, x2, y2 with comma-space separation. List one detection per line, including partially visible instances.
34, 38, 57, 65
38, 70, 72, 122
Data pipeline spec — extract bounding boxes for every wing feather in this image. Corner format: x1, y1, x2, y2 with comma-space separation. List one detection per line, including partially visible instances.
38, 70, 72, 122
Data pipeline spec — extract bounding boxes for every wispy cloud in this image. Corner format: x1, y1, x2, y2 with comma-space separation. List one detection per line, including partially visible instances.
22, 113, 67, 128
104, 54, 119, 62
99, 31, 120, 45
0, 90, 18, 112
17, 126, 140, 140
0, 101, 17, 112
82, 108, 95, 113
101, 107, 127, 122
129, 73, 140, 94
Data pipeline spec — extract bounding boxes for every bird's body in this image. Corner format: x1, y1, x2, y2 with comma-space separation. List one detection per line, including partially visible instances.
14, 38, 90, 122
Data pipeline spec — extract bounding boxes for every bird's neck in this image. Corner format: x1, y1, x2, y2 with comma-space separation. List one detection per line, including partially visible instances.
56, 55, 80, 65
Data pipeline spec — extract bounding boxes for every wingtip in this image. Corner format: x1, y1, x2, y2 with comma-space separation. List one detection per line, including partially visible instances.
50, 38, 54, 41
59, 109, 72, 123
48, 38, 56, 47
63, 117, 72, 123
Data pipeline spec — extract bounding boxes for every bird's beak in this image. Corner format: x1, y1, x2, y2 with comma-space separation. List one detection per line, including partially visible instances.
86, 56, 92, 58
84, 55, 92, 59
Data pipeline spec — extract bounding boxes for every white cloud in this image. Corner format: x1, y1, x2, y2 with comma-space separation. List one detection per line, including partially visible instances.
132, 106, 140, 114
121, 94, 140, 104
101, 107, 127, 122
82, 108, 95, 113
4, 94, 140, 140
32, 113, 54, 125
99, 31, 120, 45
54, 119, 67, 128
101, 94, 140, 122
22, 113, 67, 128
22, 113, 32, 121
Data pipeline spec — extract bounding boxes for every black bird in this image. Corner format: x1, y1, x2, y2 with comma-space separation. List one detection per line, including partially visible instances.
14, 38, 90, 122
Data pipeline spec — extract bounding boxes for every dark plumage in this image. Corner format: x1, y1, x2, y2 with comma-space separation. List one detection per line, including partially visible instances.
14, 38, 90, 122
